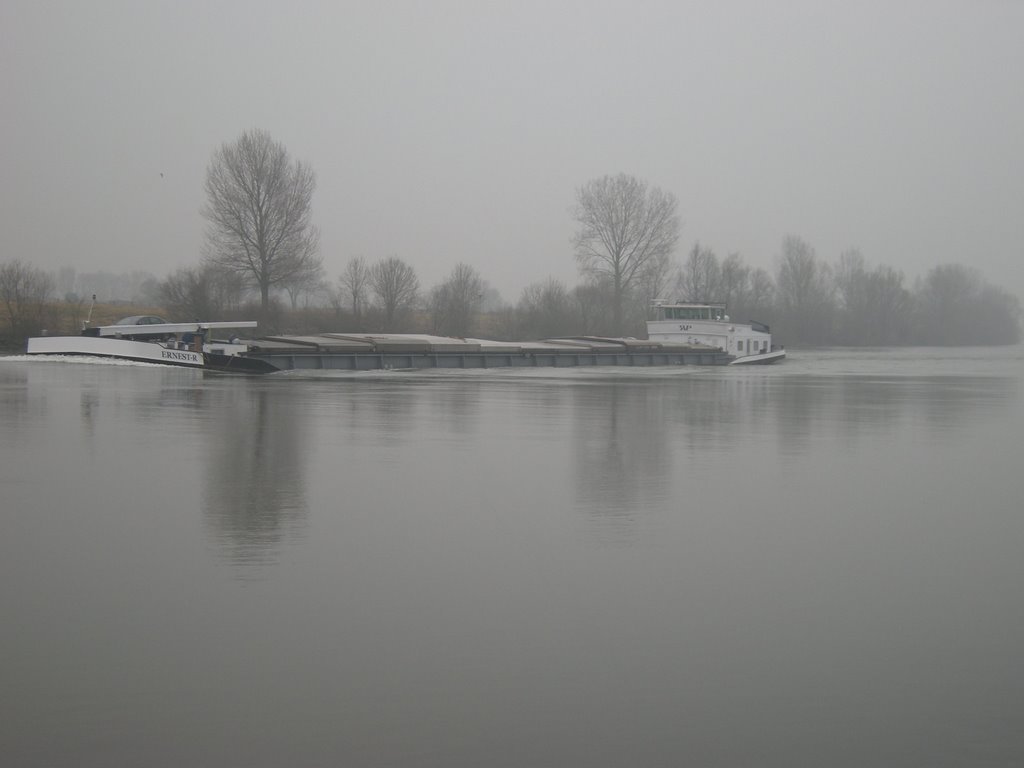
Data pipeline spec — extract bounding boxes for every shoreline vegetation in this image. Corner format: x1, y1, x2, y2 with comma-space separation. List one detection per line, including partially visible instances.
2, 240, 1021, 351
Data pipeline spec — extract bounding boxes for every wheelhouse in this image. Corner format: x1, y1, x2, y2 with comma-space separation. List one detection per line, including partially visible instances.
646, 301, 781, 362
652, 303, 728, 321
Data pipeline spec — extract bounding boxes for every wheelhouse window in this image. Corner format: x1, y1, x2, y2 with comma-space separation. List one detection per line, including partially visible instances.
656, 305, 726, 321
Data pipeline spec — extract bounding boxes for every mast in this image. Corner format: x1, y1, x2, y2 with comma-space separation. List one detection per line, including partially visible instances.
81, 294, 97, 331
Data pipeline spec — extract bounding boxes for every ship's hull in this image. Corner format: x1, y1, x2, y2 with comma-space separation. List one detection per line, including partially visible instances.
727, 349, 787, 365
25, 336, 276, 374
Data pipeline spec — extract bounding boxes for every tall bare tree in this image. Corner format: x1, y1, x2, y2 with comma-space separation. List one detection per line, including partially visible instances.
370, 256, 419, 331
572, 173, 680, 334
202, 129, 321, 315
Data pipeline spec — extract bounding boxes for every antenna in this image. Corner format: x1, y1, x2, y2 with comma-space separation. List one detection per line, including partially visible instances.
82, 294, 96, 330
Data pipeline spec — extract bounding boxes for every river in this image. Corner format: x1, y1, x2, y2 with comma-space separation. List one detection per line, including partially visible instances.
2, 347, 1023, 767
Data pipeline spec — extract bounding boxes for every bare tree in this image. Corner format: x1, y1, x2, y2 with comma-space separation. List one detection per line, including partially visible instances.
833, 249, 870, 344
863, 265, 912, 345
676, 241, 721, 302
717, 253, 747, 308
516, 278, 575, 339
339, 256, 371, 322
775, 235, 834, 344
159, 264, 248, 320
747, 267, 775, 319
429, 263, 484, 337
370, 256, 419, 331
572, 173, 680, 334
280, 261, 325, 309
160, 267, 213, 320
635, 250, 675, 319
0, 260, 55, 340
572, 278, 616, 336
975, 284, 1022, 345
834, 249, 867, 306
202, 129, 322, 316
911, 264, 1020, 345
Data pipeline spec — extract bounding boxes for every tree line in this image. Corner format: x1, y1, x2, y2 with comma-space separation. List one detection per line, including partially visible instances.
4, 242, 1019, 349
1, 130, 1020, 347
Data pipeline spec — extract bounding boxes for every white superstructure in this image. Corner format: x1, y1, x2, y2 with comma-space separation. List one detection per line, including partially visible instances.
26, 320, 274, 373
646, 301, 784, 364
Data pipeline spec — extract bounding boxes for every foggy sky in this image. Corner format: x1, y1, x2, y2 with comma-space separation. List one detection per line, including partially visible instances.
2, 0, 1022, 302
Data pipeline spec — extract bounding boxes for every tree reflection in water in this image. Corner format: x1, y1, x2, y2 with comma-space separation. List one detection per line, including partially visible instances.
569, 371, 1017, 545
573, 382, 674, 544
203, 386, 308, 567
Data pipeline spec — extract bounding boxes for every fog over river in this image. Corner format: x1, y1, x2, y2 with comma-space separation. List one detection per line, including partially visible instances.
2, 348, 1023, 767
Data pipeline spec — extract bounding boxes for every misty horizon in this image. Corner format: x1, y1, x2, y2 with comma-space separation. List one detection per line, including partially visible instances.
2, 1, 1022, 303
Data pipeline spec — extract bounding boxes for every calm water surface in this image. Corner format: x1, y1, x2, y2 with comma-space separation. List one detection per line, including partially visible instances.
2, 348, 1023, 767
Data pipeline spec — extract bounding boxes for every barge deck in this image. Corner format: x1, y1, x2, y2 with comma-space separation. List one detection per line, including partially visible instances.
243, 334, 733, 371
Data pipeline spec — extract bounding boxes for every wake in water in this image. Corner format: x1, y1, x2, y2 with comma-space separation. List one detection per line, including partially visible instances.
1, 354, 165, 369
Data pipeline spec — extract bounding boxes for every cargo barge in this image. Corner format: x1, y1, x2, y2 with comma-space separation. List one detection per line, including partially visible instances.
26, 301, 784, 373
243, 333, 732, 371
26, 324, 731, 372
